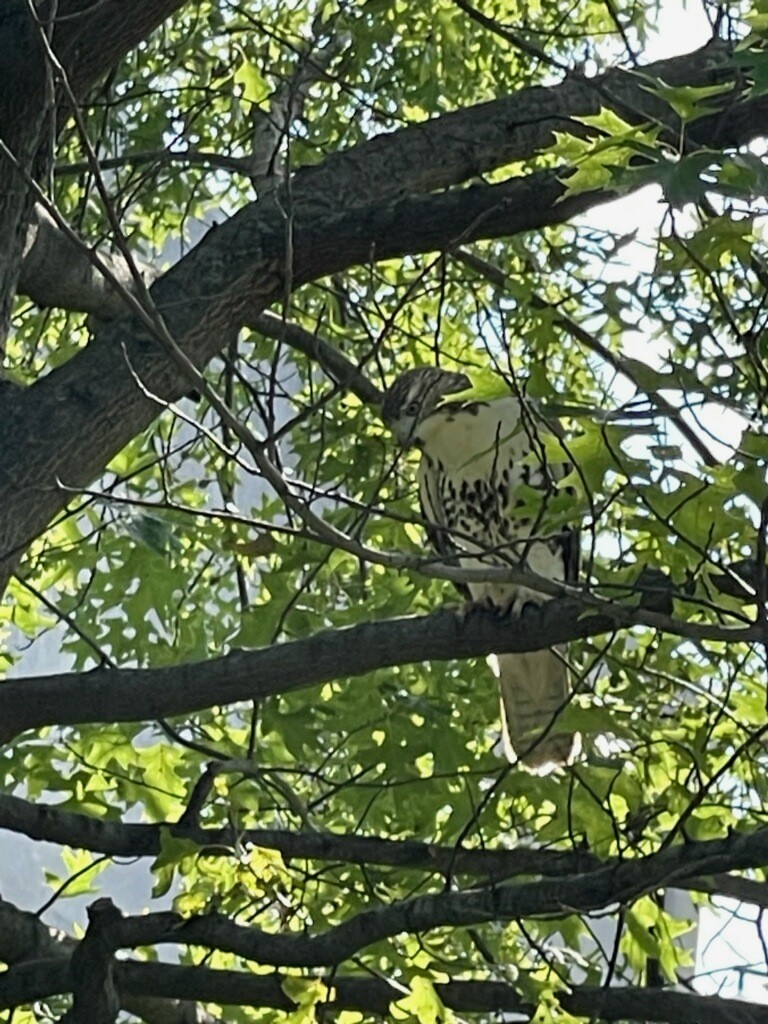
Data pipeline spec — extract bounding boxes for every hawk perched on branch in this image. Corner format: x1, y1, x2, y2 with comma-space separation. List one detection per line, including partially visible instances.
382, 367, 578, 768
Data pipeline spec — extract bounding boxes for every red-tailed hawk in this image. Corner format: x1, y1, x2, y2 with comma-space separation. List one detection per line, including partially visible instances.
382, 367, 578, 768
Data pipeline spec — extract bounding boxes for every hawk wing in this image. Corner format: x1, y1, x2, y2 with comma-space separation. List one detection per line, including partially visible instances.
415, 396, 576, 768
418, 450, 471, 601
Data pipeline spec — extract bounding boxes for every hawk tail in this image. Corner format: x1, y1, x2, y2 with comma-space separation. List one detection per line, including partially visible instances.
492, 650, 576, 768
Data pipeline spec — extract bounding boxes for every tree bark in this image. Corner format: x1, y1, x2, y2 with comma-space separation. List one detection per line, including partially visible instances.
0, 597, 760, 743
0, 1, 189, 352
2, 39, 766, 595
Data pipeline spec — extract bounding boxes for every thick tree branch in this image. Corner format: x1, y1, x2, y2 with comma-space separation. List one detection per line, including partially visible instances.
16, 207, 379, 405
0, 825, 765, 1020
3, 39, 767, 591
0, 791, 602, 876
18, 204, 158, 318
26, 36, 758, 211
61, 899, 122, 1024
15, 39, 766, 323
0, 897, 197, 1024
694, 872, 768, 909
0, 791, 762, 916
122, 966, 768, 1023
0, 896, 72, 964
4, 826, 760, 970
0, 0, 188, 129
230, 38, 758, 208
3, 956, 768, 1023
0, 598, 761, 743
14, 204, 380, 403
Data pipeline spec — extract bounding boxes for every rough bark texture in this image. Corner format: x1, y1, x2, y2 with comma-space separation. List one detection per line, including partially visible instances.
3, 39, 768, 596
2, 29, 768, 1021
0, 2, 189, 351
0, 1, 48, 347
18, 205, 158, 318
0, 595, 759, 744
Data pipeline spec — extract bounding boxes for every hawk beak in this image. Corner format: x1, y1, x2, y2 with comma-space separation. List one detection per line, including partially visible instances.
436, 372, 471, 398
392, 420, 416, 446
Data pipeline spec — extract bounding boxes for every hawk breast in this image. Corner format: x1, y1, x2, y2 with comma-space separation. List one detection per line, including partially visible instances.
415, 396, 572, 605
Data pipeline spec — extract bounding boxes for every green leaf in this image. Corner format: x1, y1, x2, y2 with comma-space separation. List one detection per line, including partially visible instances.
233, 54, 270, 106
642, 78, 734, 121
125, 513, 182, 560
281, 977, 329, 1024
45, 849, 109, 899
530, 991, 584, 1024
150, 828, 199, 898
391, 977, 454, 1023
733, 48, 768, 95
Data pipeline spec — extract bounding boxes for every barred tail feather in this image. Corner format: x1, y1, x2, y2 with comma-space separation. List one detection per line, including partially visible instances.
490, 650, 576, 768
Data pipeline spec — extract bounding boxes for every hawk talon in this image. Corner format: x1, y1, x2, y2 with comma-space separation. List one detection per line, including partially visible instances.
466, 596, 502, 615
513, 598, 544, 619
451, 597, 498, 622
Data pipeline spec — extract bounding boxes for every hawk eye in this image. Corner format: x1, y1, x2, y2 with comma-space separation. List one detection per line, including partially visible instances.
405, 400, 420, 416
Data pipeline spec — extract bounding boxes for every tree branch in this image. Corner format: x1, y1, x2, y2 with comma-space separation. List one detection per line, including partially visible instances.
61, 899, 122, 1024
0, 790, 602, 876
1, 827, 755, 970
3, 956, 768, 1023
18, 204, 159, 318
0, 597, 761, 743
694, 872, 768, 909
4, 40, 768, 593
212, 38, 760, 208
0, 790, 762, 916
0, 897, 198, 1024
0, 1, 189, 347
127, 966, 768, 1022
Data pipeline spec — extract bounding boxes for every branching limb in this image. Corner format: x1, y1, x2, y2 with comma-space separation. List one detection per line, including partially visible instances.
2, 826, 760, 972
60, 899, 122, 1024
3, 956, 767, 1023
0, 790, 764, 915
0, 896, 201, 1024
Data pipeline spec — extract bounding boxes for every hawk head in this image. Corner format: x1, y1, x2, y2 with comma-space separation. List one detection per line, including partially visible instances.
381, 367, 471, 445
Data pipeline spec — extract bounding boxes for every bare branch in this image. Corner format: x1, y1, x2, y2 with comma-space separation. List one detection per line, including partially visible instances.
248, 313, 382, 405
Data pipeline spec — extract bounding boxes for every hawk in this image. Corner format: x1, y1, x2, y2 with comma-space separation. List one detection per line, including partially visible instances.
381, 366, 578, 768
